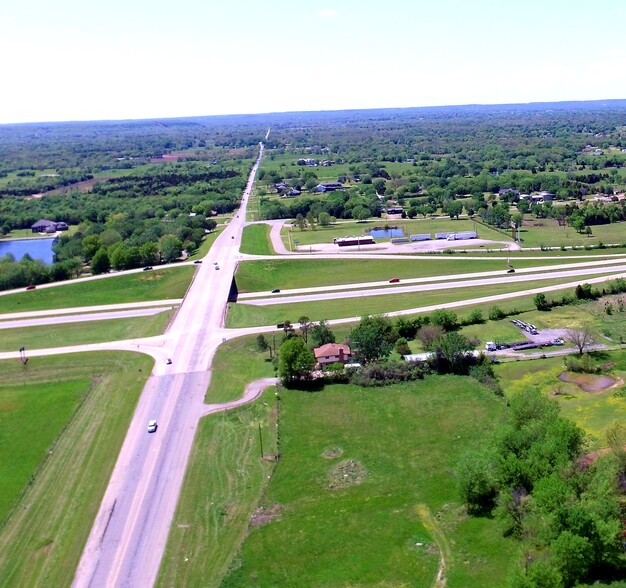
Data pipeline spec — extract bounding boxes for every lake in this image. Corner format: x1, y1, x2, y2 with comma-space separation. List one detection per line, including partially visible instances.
0, 238, 55, 264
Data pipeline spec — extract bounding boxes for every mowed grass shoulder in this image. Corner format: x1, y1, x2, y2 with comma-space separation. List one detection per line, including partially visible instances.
157, 393, 277, 588
0, 266, 194, 314
0, 352, 152, 587
0, 310, 174, 351
221, 377, 516, 587
240, 224, 274, 256
205, 335, 275, 404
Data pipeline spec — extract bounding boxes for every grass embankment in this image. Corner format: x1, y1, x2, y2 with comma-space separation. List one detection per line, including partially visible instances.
187, 228, 222, 260
0, 310, 174, 351
205, 335, 276, 404
0, 266, 194, 314
240, 224, 274, 256
220, 377, 516, 586
0, 352, 152, 587
227, 273, 619, 328
495, 350, 626, 449
157, 393, 278, 588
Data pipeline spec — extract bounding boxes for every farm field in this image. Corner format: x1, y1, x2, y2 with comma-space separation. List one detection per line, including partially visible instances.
495, 350, 626, 449
0, 266, 194, 314
0, 310, 173, 351
234, 256, 626, 295
0, 352, 152, 587
227, 273, 621, 328
219, 377, 516, 587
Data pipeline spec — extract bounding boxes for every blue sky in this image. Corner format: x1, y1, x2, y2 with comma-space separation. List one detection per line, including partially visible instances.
2, 0, 625, 124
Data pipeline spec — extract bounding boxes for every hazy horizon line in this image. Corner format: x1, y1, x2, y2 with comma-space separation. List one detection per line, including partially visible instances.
3, 97, 626, 127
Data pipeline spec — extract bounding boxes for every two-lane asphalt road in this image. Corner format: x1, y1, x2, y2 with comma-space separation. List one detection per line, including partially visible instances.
72, 144, 264, 588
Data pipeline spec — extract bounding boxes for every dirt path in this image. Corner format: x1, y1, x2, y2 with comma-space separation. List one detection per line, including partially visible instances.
416, 504, 451, 588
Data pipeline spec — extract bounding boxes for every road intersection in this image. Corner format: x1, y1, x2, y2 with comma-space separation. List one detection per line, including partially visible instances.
2, 141, 626, 586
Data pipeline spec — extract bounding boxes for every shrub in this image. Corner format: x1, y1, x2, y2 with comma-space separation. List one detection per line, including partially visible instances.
489, 306, 506, 321
564, 353, 599, 374
349, 360, 427, 387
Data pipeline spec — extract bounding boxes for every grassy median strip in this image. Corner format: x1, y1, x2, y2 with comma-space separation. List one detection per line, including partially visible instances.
240, 224, 274, 256
227, 273, 621, 328
0, 311, 174, 352
157, 393, 277, 588
0, 352, 153, 587
234, 256, 623, 293
0, 266, 194, 314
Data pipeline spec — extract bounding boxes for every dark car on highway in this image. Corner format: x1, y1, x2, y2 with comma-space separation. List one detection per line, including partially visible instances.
389, 278, 400, 283
26, 284, 36, 290
271, 288, 280, 293
143, 266, 153, 271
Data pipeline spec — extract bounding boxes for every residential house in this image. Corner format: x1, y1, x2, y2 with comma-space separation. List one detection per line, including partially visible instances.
314, 343, 352, 367
314, 182, 344, 192
31, 219, 68, 233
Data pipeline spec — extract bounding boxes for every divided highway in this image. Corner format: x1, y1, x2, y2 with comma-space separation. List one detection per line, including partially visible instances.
72, 145, 264, 588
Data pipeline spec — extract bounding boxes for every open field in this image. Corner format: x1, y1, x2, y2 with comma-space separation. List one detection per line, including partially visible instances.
0, 266, 194, 314
495, 351, 626, 449
234, 256, 622, 294
0, 379, 90, 523
220, 377, 516, 586
205, 335, 276, 404
157, 392, 277, 588
0, 352, 152, 587
227, 273, 621, 328
240, 224, 274, 256
0, 310, 174, 351
280, 218, 507, 247
518, 218, 626, 248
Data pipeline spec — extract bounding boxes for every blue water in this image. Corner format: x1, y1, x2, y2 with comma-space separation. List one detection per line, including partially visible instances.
0, 238, 55, 264
368, 228, 405, 239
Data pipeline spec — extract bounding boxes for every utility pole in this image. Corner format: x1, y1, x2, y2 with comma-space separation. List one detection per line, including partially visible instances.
258, 422, 264, 459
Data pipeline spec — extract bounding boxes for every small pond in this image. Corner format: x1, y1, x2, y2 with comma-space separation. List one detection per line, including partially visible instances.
0, 238, 55, 264
368, 227, 405, 239
558, 371, 616, 392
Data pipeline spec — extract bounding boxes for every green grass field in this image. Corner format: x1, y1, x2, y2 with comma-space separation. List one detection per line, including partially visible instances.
0, 310, 174, 351
0, 352, 152, 587
0, 266, 194, 314
157, 392, 278, 588
227, 273, 618, 328
518, 217, 626, 248
240, 224, 274, 256
219, 377, 516, 586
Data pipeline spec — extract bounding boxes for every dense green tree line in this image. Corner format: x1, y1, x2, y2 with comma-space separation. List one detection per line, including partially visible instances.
458, 389, 625, 587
